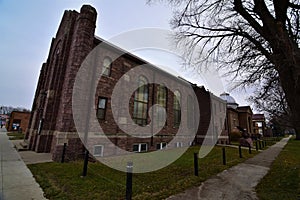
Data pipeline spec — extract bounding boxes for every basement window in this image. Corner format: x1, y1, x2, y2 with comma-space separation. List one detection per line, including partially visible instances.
93, 145, 104, 157
156, 142, 167, 150
133, 143, 148, 152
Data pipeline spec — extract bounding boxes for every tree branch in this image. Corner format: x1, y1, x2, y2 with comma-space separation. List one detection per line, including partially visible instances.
289, 2, 300, 9
233, 0, 265, 37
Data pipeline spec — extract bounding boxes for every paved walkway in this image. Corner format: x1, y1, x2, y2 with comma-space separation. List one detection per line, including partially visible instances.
167, 136, 291, 200
10, 140, 53, 165
0, 128, 47, 200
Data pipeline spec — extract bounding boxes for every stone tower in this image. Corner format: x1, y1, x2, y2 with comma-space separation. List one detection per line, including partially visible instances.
26, 5, 97, 160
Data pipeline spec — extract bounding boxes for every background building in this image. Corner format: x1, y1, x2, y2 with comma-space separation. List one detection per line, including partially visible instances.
220, 93, 254, 142
252, 114, 266, 137
0, 114, 9, 127
7, 111, 30, 132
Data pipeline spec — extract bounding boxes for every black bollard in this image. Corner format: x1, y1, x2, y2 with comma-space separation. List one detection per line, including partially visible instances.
222, 147, 226, 165
82, 149, 89, 177
256, 141, 258, 151
239, 145, 242, 158
194, 153, 199, 176
259, 140, 262, 150
61, 143, 67, 163
264, 140, 267, 147
262, 140, 265, 148
248, 146, 251, 154
126, 162, 133, 200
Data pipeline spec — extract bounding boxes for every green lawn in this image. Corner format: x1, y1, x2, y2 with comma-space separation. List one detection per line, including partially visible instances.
256, 137, 300, 200
6, 132, 25, 140
28, 145, 258, 200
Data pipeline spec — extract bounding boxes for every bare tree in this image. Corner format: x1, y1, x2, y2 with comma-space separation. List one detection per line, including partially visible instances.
148, 0, 300, 139
250, 78, 293, 127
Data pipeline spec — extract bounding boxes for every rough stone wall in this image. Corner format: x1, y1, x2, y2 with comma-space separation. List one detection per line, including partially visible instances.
26, 5, 97, 156
55, 5, 97, 133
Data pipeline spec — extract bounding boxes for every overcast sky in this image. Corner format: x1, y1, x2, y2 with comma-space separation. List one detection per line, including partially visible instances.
0, 0, 250, 109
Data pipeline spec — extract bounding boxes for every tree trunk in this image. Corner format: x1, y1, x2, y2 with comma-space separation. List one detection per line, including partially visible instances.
276, 58, 300, 140
271, 22, 300, 139
295, 127, 300, 140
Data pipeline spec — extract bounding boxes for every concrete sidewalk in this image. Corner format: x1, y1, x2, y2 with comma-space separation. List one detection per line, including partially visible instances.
10, 140, 53, 165
167, 136, 291, 200
0, 128, 47, 200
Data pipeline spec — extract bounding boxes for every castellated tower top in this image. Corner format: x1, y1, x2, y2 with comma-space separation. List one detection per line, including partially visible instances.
79, 4, 97, 22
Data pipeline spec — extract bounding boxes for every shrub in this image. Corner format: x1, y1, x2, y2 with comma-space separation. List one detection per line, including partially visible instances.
230, 131, 242, 142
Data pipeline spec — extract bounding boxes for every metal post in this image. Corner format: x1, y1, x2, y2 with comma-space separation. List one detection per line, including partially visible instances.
81, 47, 100, 177
61, 143, 67, 163
264, 140, 267, 147
82, 149, 89, 177
126, 162, 133, 200
239, 145, 242, 158
248, 146, 251, 154
222, 147, 226, 165
259, 140, 262, 150
256, 141, 258, 151
194, 153, 199, 176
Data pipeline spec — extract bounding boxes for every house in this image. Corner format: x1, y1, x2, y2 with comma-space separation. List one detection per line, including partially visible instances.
25, 5, 227, 161
7, 111, 30, 132
0, 114, 9, 128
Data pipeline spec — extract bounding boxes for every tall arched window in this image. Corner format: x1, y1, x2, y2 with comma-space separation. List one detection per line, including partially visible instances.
133, 76, 149, 126
173, 90, 181, 127
102, 57, 112, 76
157, 85, 167, 126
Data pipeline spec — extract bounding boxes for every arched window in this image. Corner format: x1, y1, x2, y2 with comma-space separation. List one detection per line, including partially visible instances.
102, 57, 112, 76
157, 85, 167, 126
173, 90, 181, 127
133, 76, 149, 126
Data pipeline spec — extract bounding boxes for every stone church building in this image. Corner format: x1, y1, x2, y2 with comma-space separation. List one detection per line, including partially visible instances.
25, 5, 228, 161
